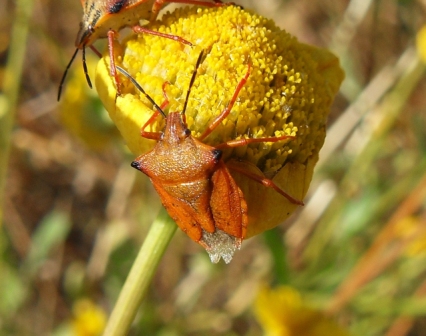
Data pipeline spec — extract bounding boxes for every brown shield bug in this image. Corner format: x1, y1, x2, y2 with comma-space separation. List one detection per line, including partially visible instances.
116, 51, 303, 263
58, 0, 230, 100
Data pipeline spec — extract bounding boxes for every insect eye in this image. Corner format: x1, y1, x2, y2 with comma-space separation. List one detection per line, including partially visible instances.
212, 149, 222, 161
184, 129, 191, 137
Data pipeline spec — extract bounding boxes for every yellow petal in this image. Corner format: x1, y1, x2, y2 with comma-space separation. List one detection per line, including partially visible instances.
254, 285, 351, 336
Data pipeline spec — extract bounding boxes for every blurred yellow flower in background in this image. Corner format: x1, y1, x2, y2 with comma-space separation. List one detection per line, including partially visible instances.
95, 5, 344, 237
416, 25, 426, 63
394, 216, 426, 257
71, 299, 106, 336
254, 285, 351, 336
59, 55, 119, 152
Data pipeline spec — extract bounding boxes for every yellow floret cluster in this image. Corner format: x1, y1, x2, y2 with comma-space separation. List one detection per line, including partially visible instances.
254, 285, 351, 336
96, 5, 344, 237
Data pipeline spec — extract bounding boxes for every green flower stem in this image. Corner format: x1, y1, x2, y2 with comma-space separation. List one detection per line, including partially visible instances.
103, 208, 176, 336
0, 0, 34, 224
263, 228, 289, 285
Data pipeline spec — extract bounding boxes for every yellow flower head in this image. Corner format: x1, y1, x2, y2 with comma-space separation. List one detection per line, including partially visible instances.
95, 6, 344, 238
71, 299, 106, 336
254, 285, 351, 336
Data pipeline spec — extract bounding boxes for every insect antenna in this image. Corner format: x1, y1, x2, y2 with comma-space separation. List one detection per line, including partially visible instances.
81, 46, 93, 89
57, 48, 79, 101
116, 66, 166, 118
182, 50, 205, 116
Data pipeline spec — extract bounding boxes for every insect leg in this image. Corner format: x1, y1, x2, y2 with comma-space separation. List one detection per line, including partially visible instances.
132, 26, 193, 46
215, 134, 296, 149
140, 112, 162, 140
160, 81, 172, 109
199, 63, 251, 141
89, 45, 102, 58
107, 30, 122, 95
226, 161, 304, 205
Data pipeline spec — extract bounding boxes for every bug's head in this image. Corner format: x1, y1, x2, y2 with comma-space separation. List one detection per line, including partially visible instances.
115, 49, 205, 145
75, 22, 95, 49
58, 0, 99, 101
76, 0, 103, 48
155, 50, 206, 145
160, 112, 192, 145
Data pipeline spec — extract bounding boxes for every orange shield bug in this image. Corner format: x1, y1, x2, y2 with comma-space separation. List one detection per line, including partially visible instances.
116, 51, 303, 263
57, 0, 230, 100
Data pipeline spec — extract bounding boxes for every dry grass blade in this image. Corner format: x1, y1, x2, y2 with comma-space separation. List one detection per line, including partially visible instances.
326, 172, 426, 314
